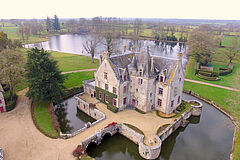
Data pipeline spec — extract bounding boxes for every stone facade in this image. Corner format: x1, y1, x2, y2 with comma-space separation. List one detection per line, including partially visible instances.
0, 83, 6, 113
91, 50, 185, 114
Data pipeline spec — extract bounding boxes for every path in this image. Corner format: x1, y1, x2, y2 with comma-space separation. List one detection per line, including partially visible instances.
61, 68, 97, 74
185, 79, 240, 92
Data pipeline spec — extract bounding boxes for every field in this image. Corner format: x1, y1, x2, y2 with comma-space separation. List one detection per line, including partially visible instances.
222, 36, 240, 47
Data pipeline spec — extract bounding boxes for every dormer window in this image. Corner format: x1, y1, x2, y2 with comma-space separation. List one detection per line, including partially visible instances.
160, 76, 164, 82
104, 72, 108, 79
139, 69, 142, 76
124, 75, 127, 81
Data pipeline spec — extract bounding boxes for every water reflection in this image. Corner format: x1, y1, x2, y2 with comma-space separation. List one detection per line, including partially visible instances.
25, 34, 187, 67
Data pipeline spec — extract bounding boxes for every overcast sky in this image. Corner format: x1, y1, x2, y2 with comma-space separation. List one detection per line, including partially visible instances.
1, 0, 240, 20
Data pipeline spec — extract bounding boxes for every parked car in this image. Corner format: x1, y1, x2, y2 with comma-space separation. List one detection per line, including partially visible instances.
0, 148, 3, 160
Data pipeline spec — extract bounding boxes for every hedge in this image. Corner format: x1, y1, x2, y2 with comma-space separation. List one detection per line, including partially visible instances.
5, 93, 18, 112
219, 68, 232, 76
196, 74, 220, 81
196, 69, 219, 77
107, 105, 118, 113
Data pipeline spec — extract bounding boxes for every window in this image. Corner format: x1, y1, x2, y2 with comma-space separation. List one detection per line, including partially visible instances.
99, 92, 102, 99
124, 75, 127, 81
171, 100, 174, 107
178, 96, 181, 104
83, 104, 85, 109
113, 98, 117, 106
139, 69, 142, 76
104, 72, 108, 79
138, 78, 143, 84
150, 93, 152, 97
113, 87, 117, 94
98, 81, 101, 87
174, 87, 178, 96
123, 97, 127, 105
136, 89, 138, 92
105, 95, 109, 103
160, 76, 164, 82
158, 88, 163, 95
105, 84, 108, 90
158, 99, 162, 106
179, 78, 181, 82
123, 86, 127, 93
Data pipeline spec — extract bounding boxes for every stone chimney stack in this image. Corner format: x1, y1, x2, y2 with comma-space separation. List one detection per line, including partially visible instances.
99, 55, 103, 65
123, 45, 127, 53
131, 46, 136, 53
177, 52, 183, 61
103, 51, 109, 60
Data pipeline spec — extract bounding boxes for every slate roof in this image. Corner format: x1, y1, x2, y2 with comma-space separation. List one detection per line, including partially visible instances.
108, 51, 178, 83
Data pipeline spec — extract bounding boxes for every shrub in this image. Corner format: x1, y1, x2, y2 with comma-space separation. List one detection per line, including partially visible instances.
5, 93, 18, 112
48, 105, 60, 132
219, 68, 232, 76
107, 105, 118, 113
196, 74, 220, 81
176, 102, 186, 112
196, 69, 219, 77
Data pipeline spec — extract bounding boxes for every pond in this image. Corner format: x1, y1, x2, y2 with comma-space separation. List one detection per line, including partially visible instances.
55, 97, 95, 134
24, 34, 188, 67
86, 93, 235, 160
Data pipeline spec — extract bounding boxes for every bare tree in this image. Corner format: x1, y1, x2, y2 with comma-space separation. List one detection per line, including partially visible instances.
0, 49, 25, 99
187, 25, 216, 66
223, 37, 240, 64
83, 36, 102, 63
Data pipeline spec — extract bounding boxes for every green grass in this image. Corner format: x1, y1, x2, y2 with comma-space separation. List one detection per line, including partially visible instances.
64, 71, 95, 88
222, 36, 240, 47
183, 81, 240, 160
50, 51, 99, 72
34, 101, 58, 137
0, 26, 48, 44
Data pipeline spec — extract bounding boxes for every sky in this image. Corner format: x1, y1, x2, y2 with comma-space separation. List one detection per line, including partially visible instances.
1, 0, 240, 20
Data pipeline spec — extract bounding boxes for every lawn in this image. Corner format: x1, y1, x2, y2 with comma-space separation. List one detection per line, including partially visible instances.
50, 51, 99, 72
34, 101, 58, 137
64, 71, 95, 88
183, 81, 240, 160
185, 48, 240, 89
222, 36, 240, 47
1, 26, 48, 44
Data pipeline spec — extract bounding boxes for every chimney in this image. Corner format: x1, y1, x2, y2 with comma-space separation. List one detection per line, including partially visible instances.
131, 46, 136, 53
123, 45, 127, 53
177, 52, 183, 61
103, 51, 109, 60
99, 55, 103, 65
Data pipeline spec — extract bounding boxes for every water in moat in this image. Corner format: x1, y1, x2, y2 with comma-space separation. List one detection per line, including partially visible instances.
86, 93, 235, 160
55, 97, 95, 134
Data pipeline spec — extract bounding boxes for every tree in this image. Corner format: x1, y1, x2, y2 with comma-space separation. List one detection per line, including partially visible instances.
83, 36, 101, 63
0, 49, 25, 99
18, 25, 30, 43
53, 15, 60, 31
0, 32, 8, 51
25, 48, 66, 103
223, 37, 240, 64
188, 25, 216, 66
46, 16, 52, 32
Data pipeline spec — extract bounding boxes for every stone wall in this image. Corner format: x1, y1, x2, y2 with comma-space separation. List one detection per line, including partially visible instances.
118, 123, 144, 144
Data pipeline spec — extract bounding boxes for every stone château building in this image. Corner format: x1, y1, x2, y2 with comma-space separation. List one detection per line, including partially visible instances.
0, 83, 6, 113
83, 49, 185, 115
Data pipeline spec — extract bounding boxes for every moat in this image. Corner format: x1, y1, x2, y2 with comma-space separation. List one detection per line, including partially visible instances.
58, 93, 234, 160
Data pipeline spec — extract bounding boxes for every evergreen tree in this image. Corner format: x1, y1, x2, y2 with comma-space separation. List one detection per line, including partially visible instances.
46, 16, 52, 32
53, 15, 60, 31
25, 48, 66, 103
